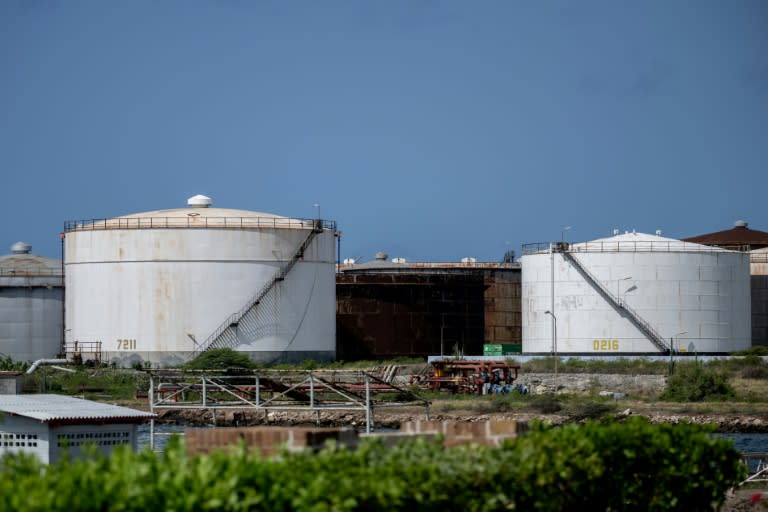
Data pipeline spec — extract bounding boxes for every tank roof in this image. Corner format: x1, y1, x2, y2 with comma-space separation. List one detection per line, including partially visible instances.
524, 231, 736, 256
338, 258, 519, 273
116, 206, 286, 220
0, 244, 61, 277
683, 222, 768, 250
571, 231, 733, 253
64, 195, 330, 232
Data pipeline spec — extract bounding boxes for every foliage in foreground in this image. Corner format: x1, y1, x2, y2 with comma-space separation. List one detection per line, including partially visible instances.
0, 418, 745, 511
662, 361, 736, 402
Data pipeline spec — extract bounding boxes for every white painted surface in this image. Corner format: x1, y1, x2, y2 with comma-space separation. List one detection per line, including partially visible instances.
522, 233, 751, 354
65, 206, 336, 366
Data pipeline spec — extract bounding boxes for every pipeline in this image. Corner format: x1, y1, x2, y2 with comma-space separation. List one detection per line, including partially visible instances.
26, 359, 68, 375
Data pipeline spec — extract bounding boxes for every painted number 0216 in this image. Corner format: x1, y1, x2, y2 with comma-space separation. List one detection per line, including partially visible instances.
116, 339, 137, 350
593, 339, 619, 351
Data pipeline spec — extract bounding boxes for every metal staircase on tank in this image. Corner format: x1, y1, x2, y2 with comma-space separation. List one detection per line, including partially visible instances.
193, 220, 324, 357
553, 243, 670, 354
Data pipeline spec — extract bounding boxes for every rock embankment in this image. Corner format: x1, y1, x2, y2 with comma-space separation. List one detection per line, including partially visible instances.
155, 408, 768, 433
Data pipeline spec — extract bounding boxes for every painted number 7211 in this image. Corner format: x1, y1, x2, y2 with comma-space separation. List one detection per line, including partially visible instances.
116, 339, 137, 350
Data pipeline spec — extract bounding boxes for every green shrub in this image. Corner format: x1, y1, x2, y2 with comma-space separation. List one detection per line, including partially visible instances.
0, 355, 29, 371
734, 346, 768, 356
661, 362, 735, 402
0, 419, 745, 511
529, 393, 562, 413
566, 399, 617, 420
183, 348, 257, 370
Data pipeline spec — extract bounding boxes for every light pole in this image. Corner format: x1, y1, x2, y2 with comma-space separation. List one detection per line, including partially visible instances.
313, 203, 320, 220
669, 331, 687, 374
545, 310, 557, 393
617, 276, 632, 305
561, 225, 571, 243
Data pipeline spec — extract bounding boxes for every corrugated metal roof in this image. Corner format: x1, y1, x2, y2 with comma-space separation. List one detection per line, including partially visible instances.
0, 395, 155, 423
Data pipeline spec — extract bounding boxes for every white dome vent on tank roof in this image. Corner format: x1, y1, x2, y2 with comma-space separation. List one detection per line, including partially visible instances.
734, 220, 748, 228
11, 242, 32, 254
187, 195, 212, 208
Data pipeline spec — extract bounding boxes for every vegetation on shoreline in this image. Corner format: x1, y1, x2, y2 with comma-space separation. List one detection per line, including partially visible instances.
0, 418, 746, 511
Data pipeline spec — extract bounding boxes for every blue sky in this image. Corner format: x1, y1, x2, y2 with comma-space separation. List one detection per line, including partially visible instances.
2, 1, 766, 261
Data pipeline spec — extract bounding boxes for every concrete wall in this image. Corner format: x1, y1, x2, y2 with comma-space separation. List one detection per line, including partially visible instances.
185, 421, 530, 455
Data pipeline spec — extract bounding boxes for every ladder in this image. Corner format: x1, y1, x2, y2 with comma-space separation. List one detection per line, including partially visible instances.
193, 221, 324, 356
556, 245, 670, 353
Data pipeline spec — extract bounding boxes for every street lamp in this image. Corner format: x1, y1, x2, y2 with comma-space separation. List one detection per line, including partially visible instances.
669, 331, 687, 374
545, 310, 558, 392
313, 203, 320, 220
561, 226, 571, 243
617, 276, 632, 305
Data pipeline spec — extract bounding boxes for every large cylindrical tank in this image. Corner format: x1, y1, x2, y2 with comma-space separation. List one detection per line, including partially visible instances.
0, 242, 63, 362
522, 231, 751, 354
64, 195, 336, 367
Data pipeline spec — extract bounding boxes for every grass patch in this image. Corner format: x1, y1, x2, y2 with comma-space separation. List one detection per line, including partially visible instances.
520, 357, 668, 375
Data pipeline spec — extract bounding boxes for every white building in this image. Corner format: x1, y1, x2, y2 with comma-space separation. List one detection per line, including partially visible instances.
0, 394, 155, 464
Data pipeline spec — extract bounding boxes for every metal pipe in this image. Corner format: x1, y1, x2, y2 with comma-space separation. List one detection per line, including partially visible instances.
25, 359, 68, 375
365, 374, 371, 434
149, 374, 155, 450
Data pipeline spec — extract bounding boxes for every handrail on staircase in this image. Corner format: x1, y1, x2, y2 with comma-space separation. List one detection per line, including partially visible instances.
555, 245, 670, 353
193, 223, 325, 356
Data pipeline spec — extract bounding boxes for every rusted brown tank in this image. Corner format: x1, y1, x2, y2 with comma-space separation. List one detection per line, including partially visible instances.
336, 259, 521, 359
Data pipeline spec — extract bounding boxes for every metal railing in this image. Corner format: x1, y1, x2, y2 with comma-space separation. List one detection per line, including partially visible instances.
0, 269, 62, 277
751, 254, 768, 263
64, 341, 103, 362
522, 241, 749, 256
194, 223, 323, 356
337, 261, 519, 271
65, 216, 336, 232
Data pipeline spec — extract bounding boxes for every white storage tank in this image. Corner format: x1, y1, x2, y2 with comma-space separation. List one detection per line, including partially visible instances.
64, 195, 336, 367
522, 231, 751, 354
0, 243, 63, 362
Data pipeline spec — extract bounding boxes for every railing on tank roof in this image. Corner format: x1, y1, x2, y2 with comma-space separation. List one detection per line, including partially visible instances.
64, 216, 336, 232
522, 241, 749, 256
751, 254, 768, 263
336, 261, 519, 271
0, 268, 63, 277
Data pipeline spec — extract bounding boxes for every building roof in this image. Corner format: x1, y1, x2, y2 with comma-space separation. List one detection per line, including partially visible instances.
0, 395, 156, 424
683, 221, 768, 250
